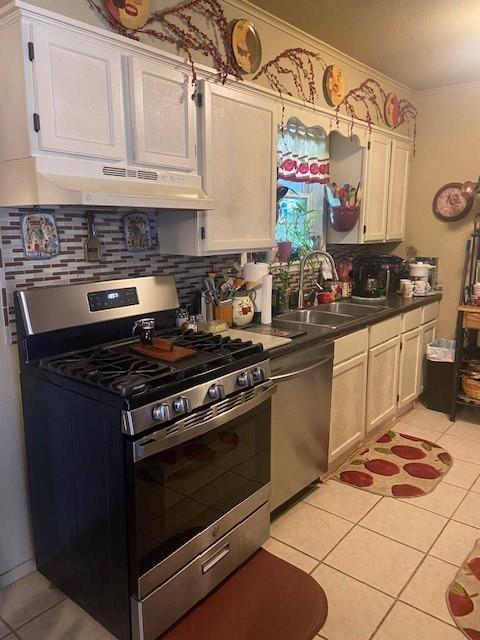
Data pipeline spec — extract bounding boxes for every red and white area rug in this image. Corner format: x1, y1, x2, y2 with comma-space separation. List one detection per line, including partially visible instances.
447, 540, 480, 639
333, 429, 453, 497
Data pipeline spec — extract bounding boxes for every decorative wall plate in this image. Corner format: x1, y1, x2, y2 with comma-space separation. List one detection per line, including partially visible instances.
231, 19, 262, 74
123, 213, 152, 251
384, 93, 401, 128
432, 182, 473, 221
103, 0, 150, 30
21, 212, 60, 260
323, 64, 345, 107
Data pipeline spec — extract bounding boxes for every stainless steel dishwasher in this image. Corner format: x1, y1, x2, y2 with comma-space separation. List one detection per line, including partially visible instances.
270, 341, 334, 511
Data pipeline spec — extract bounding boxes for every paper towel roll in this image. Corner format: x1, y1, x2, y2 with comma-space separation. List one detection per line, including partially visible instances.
243, 263, 269, 313
261, 274, 272, 325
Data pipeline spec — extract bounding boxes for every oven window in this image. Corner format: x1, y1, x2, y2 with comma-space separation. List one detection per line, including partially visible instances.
134, 402, 270, 576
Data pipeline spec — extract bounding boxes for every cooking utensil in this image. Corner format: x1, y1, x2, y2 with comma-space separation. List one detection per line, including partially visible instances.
84, 211, 102, 262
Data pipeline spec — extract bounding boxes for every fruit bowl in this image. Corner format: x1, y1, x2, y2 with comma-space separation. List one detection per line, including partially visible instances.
329, 206, 360, 232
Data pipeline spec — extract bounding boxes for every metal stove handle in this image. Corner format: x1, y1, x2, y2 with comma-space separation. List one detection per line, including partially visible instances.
133, 381, 277, 462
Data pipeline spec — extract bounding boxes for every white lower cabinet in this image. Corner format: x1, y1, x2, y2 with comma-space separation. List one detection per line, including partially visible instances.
366, 336, 401, 432
329, 352, 368, 464
398, 326, 423, 409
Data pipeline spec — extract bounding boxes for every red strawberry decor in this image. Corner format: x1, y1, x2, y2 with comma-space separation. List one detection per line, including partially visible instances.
403, 462, 442, 480
448, 582, 476, 617
437, 451, 453, 466
334, 428, 453, 497
391, 484, 425, 497
339, 470, 374, 487
390, 445, 426, 460
468, 558, 480, 581
464, 629, 480, 640
364, 459, 400, 476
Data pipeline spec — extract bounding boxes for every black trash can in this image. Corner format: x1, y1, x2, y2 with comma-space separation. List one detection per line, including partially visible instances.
422, 339, 455, 414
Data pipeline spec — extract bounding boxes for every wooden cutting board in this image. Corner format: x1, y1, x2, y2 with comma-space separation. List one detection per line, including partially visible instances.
131, 338, 196, 362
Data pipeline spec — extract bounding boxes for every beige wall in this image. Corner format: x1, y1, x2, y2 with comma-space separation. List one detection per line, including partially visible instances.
403, 82, 480, 338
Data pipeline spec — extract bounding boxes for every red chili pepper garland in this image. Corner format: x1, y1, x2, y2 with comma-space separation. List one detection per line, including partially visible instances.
335, 78, 418, 154
86, 0, 240, 93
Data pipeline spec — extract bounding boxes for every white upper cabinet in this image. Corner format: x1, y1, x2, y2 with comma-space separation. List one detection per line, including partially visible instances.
198, 80, 278, 253
386, 139, 410, 241
31, 25, 126, 160
362, 131, 391, 242
128, 57, 196, 171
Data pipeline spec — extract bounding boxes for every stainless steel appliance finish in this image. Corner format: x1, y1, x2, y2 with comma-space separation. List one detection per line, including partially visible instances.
123, 363, 272, 435
270, 342, 334, 511
16, 275, 275, 640
17, 275, 179, 335
131, 503, 270, 640
277, 308, 354, 328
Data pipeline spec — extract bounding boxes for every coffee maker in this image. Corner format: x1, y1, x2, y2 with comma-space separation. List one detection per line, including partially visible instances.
350, 255, 405, 300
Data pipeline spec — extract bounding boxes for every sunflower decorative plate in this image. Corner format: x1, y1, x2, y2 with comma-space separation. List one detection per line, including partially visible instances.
323, 65, 345, 107
231, 19, 262, 74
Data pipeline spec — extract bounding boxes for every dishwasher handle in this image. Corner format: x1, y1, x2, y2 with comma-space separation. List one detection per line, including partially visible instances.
270, 356, 332, 382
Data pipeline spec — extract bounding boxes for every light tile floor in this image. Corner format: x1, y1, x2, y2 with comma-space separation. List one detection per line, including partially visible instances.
1, 404, 480, 639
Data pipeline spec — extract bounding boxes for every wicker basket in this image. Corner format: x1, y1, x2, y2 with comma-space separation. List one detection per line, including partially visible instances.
462, 374, 480, 400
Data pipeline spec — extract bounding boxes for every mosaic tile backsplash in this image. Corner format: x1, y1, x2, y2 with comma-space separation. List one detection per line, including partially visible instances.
0, 210, 237, 343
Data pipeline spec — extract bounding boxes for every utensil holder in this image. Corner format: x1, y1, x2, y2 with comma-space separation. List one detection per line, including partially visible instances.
214, 301, 233, 328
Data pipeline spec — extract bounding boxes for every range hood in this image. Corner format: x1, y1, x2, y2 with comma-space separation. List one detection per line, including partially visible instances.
0, 156, 214, 209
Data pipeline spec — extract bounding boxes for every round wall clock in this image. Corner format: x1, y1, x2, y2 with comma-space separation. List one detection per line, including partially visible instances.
231, 19, 262, 74
103, 0, 151, 30
384, 93, 401, 128
323, 65, 345, 107
432, 182, 473, 221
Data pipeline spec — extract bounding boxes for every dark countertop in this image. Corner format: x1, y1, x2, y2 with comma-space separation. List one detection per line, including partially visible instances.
262, 292, 443, 360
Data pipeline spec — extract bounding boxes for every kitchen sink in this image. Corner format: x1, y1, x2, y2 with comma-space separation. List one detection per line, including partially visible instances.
320, 302, 388, 317
276, 308, 355, 328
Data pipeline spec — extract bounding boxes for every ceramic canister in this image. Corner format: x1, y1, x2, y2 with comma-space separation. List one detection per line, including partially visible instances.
232, 293, 255, 327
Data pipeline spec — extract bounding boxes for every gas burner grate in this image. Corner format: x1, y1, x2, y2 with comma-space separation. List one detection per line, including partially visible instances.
38, 330, 263, 399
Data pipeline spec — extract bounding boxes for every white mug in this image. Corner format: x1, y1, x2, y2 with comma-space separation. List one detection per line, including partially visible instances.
400, 279, 412, 294
413, 281, 431, 295
402, 282, 414, 298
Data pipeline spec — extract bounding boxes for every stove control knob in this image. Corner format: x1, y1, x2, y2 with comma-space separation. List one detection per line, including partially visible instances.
208, 383, 226, 401
152, 403, 171, 423
173, 397, 190, 415
237, 372, 254, 388
252, 367, 266, 383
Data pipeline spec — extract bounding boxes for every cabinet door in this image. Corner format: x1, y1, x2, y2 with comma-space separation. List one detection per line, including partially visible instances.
366, 336, 400, 432
128, 58, 196, 171
419, 320, 437, 394
31, 25, 126, 159
329, 353, 367, 465
386, 139, 410, 241
362, 132, 391, 242
199, 81, 277, 252
398, 327, 423, 409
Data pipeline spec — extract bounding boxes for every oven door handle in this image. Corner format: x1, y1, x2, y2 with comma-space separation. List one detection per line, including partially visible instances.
270, 356, 332, 382
133, 382, 277, 462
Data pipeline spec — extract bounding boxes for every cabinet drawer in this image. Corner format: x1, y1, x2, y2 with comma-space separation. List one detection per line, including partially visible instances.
421, 301, 439, 325
334, 328, 369, 366
369, 316, 402, 348
402, 308, 423, 333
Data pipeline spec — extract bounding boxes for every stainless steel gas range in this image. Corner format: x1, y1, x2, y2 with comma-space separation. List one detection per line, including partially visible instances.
15, 276, 276, 640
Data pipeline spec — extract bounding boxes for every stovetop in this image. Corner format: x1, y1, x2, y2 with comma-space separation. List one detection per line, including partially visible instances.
39, 328, 264, 401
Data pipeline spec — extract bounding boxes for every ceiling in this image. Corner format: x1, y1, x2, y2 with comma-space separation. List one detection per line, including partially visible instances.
249, 0, 480, 90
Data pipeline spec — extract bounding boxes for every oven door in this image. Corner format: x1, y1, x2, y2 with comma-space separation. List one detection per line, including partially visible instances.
130, 381, 275, 600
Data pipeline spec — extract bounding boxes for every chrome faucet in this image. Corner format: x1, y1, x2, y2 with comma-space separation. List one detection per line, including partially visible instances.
298, 250, 339, 309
